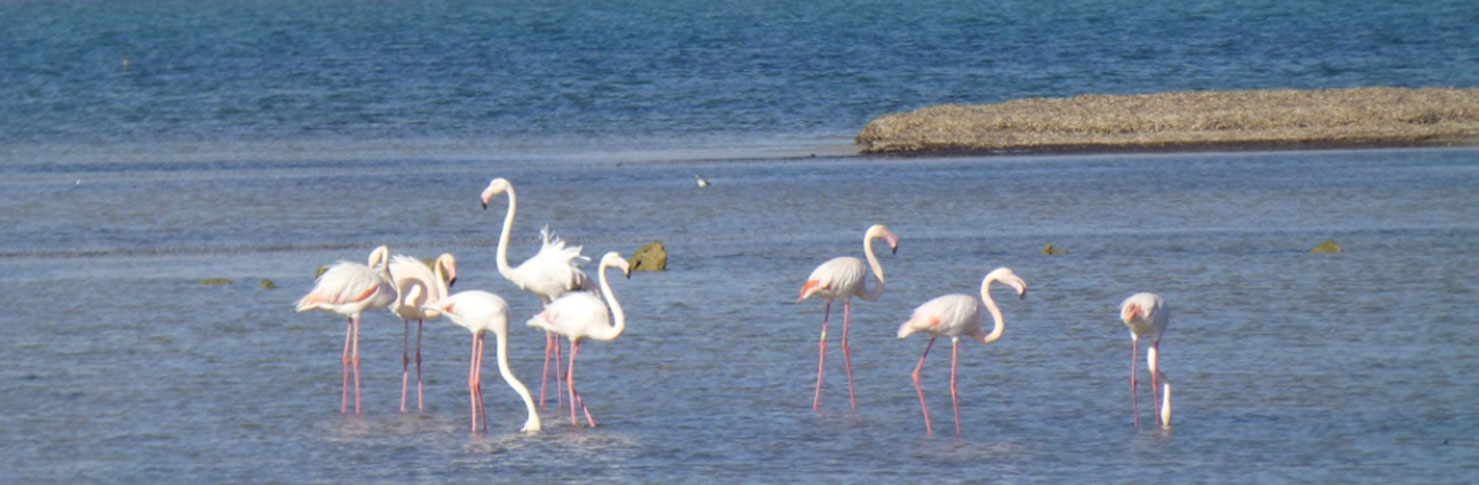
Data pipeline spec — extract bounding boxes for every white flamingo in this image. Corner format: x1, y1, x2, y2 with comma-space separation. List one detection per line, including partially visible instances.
480, 177, 592, 412
526, 252, 631, 427
1120, 292, 1172, 429
797, 224, 899, 411
897, 267, 1027, 435
295, 246, 396, 415
387, 253, 457, 413
423, 290, 540, 433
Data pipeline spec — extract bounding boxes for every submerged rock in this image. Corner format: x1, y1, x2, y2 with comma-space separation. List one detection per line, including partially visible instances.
200, 277, 233, 285
259, 279, 278, 290
1042, 244, 1068, 255
314, 265, 329, 278
630, 241, 667, 272
1311, 239, 1344, 254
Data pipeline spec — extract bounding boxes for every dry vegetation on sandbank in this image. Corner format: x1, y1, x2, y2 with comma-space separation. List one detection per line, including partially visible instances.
856, 87, 1479, 155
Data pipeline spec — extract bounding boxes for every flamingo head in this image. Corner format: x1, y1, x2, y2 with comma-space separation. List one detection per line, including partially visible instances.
367, 246, 391, 270
867, 224, 900, 255
1120, 292, 1162, 324
601, 252, 632, 279
436, 253, 459, 288
987, 267, 1027, 300
480, 178, 511, 209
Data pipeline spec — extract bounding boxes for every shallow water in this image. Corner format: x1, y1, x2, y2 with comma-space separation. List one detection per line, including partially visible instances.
2, 147, 1477, 482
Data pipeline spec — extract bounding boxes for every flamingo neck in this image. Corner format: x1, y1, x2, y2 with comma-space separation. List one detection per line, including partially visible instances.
494, 187, 517, 283
977, 275, 1007, 345
589, 259, 626, 341
860, 234, 887, 301
492, 328, 541, 432
431, 261, 449, 300
1148, 345, 1172, 427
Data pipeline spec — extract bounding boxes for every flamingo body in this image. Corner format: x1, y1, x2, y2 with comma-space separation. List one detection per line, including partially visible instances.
798, 224, 899, 411
898, 267, 1027, 435
1120, 292, 1172, 428
526, 252, 631, 427
295, 246, 396, 415
387, 253, 457, 413
425, 290, 541, 433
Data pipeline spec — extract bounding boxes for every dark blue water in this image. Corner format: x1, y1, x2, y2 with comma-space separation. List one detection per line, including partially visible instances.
3, 0, 1476, 150
4, 1, 1479, 483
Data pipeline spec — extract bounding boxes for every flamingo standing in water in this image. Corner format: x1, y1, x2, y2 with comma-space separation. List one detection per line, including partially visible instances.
798, 224, 899, 411
387, 253, 458, 413
423, 290, 541, 433
527, 252, 631, 427
295, 246, 397, 415
1120, 292, 1172, 428
897, 267, 1027, 435
480, 177, 592, 412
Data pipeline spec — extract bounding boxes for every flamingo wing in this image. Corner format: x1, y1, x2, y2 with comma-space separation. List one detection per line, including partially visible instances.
527, 291, 608, 338
898, 294, 981, 339
801, 256, 866, 299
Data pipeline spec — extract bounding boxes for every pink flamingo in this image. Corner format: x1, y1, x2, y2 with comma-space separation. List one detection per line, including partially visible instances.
481, 177, 592, 412
1120, 292, 1173, 428
387, 253, 458, 413
526, 252, 631, 427
798, 224, 899, 411
897, 267, 1027, 435
423, 290, 541, 433
295, 246, 396, 415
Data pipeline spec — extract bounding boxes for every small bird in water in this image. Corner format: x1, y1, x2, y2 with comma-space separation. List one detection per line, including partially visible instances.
695, 174, 709, 188
121, 52, 130, 72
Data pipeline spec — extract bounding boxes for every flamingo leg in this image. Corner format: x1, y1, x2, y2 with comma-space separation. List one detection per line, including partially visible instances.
813, 300, 831, 411
1130, 337, 1140, 429
416, 320, 424, 412
539, 331, 553, 409
568, 338, 595, 427
912, 337, 936, 435
476, 333, 488, 432
401, 319, 410, 413
555, 336, 566, 413
950, 338, 961, 436
352, 315, 362, 416
842, 298, 856, 411
341, 318, 352, 414
468, 333, 479, 432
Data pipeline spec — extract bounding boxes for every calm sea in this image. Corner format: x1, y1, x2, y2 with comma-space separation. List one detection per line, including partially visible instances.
2, 1, 1478, 483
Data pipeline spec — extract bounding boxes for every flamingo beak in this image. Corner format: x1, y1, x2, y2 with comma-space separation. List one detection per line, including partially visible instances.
448, 276, 458, 288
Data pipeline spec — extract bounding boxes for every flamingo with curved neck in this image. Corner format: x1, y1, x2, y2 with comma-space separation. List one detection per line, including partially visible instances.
526, 252, 631, 427
388, 253, 457, 413
480, 177, 591, 412
425, 290, 540, 433
798, 224, 899, 411
1120, 292, 1173, 429
897, 267, 1028, 435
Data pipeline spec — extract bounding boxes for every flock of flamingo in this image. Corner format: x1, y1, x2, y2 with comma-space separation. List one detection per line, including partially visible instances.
295, 176, 1174, 436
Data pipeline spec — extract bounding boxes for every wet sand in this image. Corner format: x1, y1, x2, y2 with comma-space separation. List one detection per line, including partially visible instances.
857, 87, 1479, 154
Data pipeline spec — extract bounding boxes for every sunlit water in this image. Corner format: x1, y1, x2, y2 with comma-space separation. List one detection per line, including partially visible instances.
2, 146, 1477, 482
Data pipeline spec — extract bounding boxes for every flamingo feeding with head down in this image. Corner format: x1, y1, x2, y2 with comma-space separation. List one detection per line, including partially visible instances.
897, 267, 1027, 435
423, 290, 541, 433
387, 253, 458, 413
1120, 292, 1172, 429
798, 224, 899, 411
480, 177, 592, 412
295, 246, 397, 415
526, 252, 631, 427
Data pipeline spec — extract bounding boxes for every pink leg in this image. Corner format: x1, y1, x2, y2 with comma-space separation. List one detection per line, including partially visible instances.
554, 336, 565, 413
475, 333, 488, 432
416, 320, 424, 412
468, 333, 479, 431
950, 339, 961, 436
842, 299, 856, 411
567, 339, 588, 426
341, 318, 352, 414
1130, 339, 1140, 428
401, 319, 410, 413
539, 332, 552, 409
813, 300, 832, 411
912, 338, 936, 435
351, 315, 362, 415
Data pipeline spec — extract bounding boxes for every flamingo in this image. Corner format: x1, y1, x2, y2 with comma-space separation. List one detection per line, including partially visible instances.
1120, 292, 1172, 429
295, 246, 397, 415
526, 252, 631, 427
798, 224, 899, 411
423, 290, 541, 433
897, 267, 1027, 435
480, 177, 592, 412
387, 253, 458, 413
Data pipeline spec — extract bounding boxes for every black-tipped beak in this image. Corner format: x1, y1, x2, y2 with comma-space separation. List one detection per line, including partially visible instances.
624, 270, 632, 280
891, 245, 898, 255
448, 277, 458, 288
481, 201, 488, 210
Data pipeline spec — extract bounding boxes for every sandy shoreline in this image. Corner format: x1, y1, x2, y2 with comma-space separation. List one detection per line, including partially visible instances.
856, 87, 1479, 155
